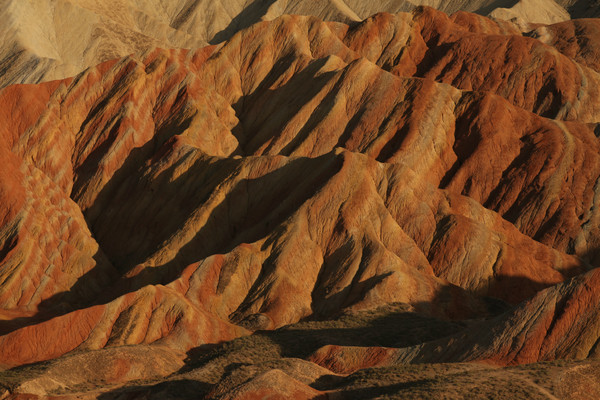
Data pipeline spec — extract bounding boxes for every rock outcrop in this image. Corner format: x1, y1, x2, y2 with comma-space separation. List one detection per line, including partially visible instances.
1, 3, 600, 399
308, 267, 600, 372
0, 0, 587, 88
3, 8, 598, 367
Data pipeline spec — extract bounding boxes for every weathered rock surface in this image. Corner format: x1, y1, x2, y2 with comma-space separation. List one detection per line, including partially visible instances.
307, 267, 600, 372
3, 9, 596, 366
532, 19, 600, 72
0, 0, 589, 88
3, 345, 185, 396
2, 3, 600, 399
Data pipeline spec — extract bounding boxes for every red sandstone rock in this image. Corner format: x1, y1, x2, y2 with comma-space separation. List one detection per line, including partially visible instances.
307, 268, 600, 372
1, 5, 600, 398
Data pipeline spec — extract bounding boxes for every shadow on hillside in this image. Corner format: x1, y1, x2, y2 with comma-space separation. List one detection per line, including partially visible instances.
16, 271, 592, 399
0, 249, 117, 335
0, 54, 348, 335
96, 379, 212, 400
228, 55, 342, 155
210, 0, 278, 45
92, 287, 512, 399
0, 38, 592, 357
0, 52, 352, 335
94, 302, 466, 399
0, 150, 344, 336
473, 0, 519, 16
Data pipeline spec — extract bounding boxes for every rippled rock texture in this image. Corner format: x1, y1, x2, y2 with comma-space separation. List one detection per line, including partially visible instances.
2, 4, 600, 399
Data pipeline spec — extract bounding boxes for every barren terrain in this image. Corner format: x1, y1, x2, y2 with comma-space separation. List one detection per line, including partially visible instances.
2, 1, 600, 399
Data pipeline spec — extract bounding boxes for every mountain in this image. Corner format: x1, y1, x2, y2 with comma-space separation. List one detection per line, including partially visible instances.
0, 0, 576, 88
2, 2, 600, 399
309, 267, 600, 370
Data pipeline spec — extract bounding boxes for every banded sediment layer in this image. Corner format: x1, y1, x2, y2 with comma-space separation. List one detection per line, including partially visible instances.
2, 2, 600, 399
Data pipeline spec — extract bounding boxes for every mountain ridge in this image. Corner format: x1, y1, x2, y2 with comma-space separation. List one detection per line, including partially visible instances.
0, 0, 581, 88
2, 2, 600, 399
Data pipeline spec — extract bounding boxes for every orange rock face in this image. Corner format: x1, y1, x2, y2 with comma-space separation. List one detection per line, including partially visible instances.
2, 4, 600, 399
307, 268, 600, 372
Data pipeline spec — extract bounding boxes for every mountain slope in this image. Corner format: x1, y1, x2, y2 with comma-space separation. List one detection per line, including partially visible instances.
0, 5, 594, 362
0, 0, 578, 88
308, 267, 600, 370
2, 4, 600, 399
